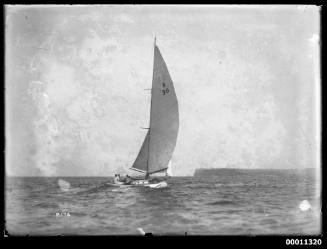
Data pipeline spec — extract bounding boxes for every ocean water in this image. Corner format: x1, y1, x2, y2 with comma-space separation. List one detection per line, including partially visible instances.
5, 169, 321, 235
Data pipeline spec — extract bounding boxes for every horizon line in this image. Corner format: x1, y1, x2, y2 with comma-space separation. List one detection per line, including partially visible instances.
6, 167, 319, 177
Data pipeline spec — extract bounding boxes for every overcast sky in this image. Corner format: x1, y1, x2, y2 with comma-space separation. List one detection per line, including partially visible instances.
6, 5, 320, 176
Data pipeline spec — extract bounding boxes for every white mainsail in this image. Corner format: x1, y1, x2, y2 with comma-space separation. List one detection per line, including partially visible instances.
166, 161, 173, 176
131, 39, 179, 178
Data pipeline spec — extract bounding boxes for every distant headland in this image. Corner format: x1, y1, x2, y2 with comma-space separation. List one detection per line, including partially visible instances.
193, 167, 317, 177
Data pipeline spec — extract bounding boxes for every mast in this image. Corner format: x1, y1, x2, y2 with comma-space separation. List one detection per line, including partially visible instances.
145, 36, 156, 180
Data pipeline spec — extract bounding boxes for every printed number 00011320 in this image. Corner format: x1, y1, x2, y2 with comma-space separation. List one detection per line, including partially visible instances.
285, 239, 322, 246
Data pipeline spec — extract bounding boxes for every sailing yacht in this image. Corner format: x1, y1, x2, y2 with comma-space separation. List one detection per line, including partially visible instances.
114, 38, 179, 188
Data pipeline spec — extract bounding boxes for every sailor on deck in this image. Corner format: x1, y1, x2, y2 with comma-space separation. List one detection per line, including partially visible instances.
125, 175, 132, 184
114, 174, 120, 184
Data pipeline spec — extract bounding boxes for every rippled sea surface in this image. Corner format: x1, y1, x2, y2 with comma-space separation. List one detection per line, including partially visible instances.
5, 169, 321, 235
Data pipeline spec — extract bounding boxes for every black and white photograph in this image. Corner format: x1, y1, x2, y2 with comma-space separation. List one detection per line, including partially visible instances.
5, 5, 322, 236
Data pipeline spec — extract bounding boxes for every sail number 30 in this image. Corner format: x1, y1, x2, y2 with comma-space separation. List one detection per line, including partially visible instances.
162, 82, 169, 95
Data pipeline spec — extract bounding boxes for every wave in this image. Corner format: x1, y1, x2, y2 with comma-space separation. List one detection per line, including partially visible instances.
225, 183, 246, 187
32, 202, 59, 209
207, 200, 238, 206
259, 218, 278, 225
211, 183, 247, 188
75, 184, 112, 195
210, 209, 243, 215
111, 188, 130, 193
70, 212, 88, 217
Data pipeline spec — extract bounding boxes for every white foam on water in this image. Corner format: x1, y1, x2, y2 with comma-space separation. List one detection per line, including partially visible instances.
111, 188, 129, 193
58, 179, 71, 192
137, 228, 145, 235
299, 200, 312, 212
147, 181, 168, 188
